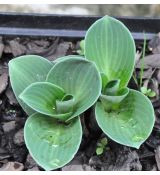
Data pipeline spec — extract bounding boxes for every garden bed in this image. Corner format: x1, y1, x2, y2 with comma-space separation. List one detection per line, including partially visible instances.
0, 14, 160, 171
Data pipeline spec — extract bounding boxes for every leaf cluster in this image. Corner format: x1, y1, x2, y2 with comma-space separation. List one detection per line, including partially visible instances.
9, 16, 155, 170
96, 137, 108, 155
140, 86, 156, 97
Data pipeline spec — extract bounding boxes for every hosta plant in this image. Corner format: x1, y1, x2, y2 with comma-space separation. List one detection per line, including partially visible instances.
85, 16, 155, 149
9, 55, 101, 170
8, 15, 155, 171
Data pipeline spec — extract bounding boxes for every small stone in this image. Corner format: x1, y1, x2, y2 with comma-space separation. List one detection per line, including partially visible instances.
0, 162, 24, 171
13, 129, 24, 146
2, 121, 16, 133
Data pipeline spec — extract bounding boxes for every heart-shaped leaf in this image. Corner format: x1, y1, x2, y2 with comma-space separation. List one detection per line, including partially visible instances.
9, 55, 53, 115
96, 89, 155, 148
24, 113, 82, 171
85, 16, 136, 88
47, 56, 101, 121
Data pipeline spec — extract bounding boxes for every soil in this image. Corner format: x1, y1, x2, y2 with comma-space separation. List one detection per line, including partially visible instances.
0, 35, 160, 171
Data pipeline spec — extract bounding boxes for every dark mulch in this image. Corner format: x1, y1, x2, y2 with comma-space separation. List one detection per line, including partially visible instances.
0, 35, 160, 171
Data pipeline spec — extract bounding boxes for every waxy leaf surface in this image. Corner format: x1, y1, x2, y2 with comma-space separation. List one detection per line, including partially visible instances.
85, 16, 136, 88
19, 82, 73, 121
24, 113, 82, 171
96, 89, 155, 148
47, 56, 101, 121
9, 55, 53, 115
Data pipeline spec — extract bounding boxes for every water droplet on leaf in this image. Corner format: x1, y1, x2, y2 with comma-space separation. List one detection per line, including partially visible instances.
49, 159, 60, 167
36, 74, 44, 81
120, 126, 125, 129
41, 130, 72, 147
29, 118, 72, 148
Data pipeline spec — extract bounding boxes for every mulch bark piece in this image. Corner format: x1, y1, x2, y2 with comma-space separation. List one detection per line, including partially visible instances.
136, 54, 160, 68
2, 37, 73, 61
148, 33, 160, 54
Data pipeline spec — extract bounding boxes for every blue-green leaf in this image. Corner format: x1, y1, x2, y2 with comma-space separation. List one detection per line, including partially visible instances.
85, 16, 136, 88
96, 89, 155, 149
47, 56, 101, 121
24, 113, 82, 170
9, 55, 53, 115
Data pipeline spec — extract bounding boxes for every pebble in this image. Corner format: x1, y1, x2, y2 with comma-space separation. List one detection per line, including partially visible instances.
0, 161, 24, 171
2, 121, 16, 133
13, 129, 24, 146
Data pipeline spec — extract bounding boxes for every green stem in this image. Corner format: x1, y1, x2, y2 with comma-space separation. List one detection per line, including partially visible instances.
132, 71, 139, 89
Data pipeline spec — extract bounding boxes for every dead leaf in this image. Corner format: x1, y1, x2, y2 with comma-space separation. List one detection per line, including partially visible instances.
25, 38, 60, 60
26, 39, 51, 54
48, 42, 70, 61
